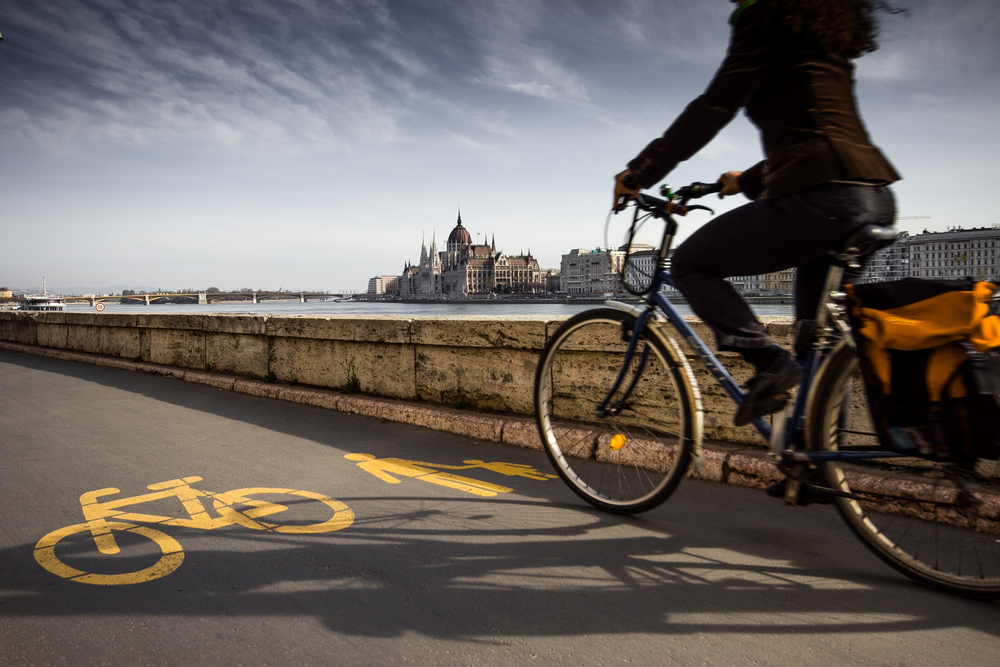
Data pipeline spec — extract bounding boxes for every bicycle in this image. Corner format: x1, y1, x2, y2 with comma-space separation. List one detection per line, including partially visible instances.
34, 476, 354, 585
533, 183, 1000, 598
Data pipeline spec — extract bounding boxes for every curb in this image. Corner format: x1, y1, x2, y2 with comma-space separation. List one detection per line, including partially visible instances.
0, 340, 787, 491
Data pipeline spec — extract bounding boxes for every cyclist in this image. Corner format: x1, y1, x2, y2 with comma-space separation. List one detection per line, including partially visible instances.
614, 0, 901, 426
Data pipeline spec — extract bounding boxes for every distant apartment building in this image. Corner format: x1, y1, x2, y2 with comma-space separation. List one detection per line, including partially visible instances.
907, 227, 1000, 282
621, 246, 680, 295
543, 269, 562, 293
0, 287, 12, 299
852, 226, 1000, 283
367, 275, 400, 296
760, 269, 796, 294
560, 248, 626, 295
860, 231, 911, 283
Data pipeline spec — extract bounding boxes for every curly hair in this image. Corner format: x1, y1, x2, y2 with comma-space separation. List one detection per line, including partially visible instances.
760, 0, 906, 59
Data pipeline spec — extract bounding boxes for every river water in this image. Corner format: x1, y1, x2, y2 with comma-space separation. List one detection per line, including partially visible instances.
62, 300, 794, 318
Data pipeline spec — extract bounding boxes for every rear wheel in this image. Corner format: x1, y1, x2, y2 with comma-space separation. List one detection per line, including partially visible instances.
534, 308, 698, 514
808, 342, 1000, 598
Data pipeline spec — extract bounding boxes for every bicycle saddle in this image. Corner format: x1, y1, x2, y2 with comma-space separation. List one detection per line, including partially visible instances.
832, 224, 898, 265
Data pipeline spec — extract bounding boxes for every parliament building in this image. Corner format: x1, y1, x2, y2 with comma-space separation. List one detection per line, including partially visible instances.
400, 212, 543, 297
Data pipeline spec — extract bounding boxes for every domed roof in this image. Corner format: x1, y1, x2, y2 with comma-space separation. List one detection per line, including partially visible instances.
447, 212, 472, 246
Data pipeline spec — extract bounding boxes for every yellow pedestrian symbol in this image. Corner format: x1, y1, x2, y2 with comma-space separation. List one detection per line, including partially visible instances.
344, 453, 557, 497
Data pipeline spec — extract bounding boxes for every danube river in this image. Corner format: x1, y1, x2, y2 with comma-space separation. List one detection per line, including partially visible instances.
63, 300, 794, 318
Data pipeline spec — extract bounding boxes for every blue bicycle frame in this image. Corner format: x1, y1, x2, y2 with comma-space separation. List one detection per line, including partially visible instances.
604, 196, 903, 464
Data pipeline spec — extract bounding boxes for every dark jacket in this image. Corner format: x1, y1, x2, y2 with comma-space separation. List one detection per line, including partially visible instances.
627, 2, 900, 199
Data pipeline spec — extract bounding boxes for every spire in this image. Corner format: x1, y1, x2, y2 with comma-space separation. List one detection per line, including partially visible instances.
457, 207, 462, 226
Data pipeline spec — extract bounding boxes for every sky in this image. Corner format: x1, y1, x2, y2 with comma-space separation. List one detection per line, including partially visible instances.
1, 0, 998, 293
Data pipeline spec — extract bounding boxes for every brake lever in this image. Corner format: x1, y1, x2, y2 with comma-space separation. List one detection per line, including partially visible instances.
686, 204, 715, 215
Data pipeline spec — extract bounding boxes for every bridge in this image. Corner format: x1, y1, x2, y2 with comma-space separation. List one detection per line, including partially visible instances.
60, 292, 353, 306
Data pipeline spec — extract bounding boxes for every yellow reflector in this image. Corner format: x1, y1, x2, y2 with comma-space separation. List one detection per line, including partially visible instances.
610, 434, 626, 450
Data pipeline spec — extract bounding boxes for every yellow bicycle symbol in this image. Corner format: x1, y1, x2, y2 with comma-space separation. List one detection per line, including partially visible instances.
34, 476, 354, 585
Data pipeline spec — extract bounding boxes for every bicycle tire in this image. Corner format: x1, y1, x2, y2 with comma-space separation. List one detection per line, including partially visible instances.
807, 341, 1000, 598
34, 521, 184, 585
212, 488, 355, 534
534, 308, 698, 513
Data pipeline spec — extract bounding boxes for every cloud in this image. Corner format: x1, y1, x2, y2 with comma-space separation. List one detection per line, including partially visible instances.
856, 0, 1000, 84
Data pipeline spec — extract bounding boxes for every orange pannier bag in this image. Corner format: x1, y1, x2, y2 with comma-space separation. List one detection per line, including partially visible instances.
847, 278, 1000, 461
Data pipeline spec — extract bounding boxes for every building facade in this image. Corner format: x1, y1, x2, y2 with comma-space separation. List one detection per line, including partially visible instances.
367, 275, 400, 296
560, 248, 627, 295
400, 213, 543, 297
907, 228, 1000, 281
861, 231, 911, 283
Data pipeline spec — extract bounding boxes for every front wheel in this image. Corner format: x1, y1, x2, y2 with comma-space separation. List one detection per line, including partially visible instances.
807, 342, 1000, 598
534, 308, 698, 514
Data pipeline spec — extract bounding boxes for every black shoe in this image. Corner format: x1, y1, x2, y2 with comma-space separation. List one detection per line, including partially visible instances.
733, 355, 802, 427
765, 478, 833, 506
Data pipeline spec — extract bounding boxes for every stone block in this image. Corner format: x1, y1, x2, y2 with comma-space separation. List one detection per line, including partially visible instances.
689, 443, 740, 483
36, 322, 70, 350
336, 395, 386, 419
184, 370, 237, 391
414, 345, 537, 413
92, 313, 142, 329
201, 314, 268, 336
725, 449, 783, 489
98, 326, 141, 359
269, 336, 416, 398
282, 387, 341, 411
148, 329, 206, 369
233, 379, 286, 400
138, 314, 212, 331
265, 316, 411, 344
502, 417, 544, 451
411, 316, 548, 350
206, 332, 269, 378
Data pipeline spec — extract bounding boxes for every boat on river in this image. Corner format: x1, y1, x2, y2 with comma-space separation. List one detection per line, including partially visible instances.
20, 296, 65, 312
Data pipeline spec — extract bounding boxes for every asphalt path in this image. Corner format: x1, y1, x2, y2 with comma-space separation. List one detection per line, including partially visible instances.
2, 348, 1000, 666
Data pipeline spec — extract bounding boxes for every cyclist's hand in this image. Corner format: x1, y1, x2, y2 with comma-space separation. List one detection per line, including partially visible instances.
718, 171, 743, 198
613, 170, 640, 211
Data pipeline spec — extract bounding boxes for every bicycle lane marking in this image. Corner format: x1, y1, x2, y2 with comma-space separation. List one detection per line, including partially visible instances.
344, 453, 558, 497
33, 477, 356, 585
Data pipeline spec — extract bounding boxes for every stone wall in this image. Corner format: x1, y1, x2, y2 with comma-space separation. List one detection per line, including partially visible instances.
0, 311, 796, 446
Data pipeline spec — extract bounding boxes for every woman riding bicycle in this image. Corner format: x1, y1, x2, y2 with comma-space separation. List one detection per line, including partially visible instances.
615, 0, 901, 426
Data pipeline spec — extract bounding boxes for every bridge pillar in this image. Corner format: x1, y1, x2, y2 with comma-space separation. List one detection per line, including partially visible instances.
300, 293, 305, 303
252, 293, 257, 304
90, 297, 96, 307
198, 291, 208, 305
144, 295, 150, 305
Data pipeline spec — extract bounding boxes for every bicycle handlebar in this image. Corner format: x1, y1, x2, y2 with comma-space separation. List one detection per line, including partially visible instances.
627, 180, 722, 218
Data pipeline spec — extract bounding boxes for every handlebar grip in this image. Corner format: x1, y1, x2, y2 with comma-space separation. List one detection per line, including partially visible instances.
677, 181, 724, 199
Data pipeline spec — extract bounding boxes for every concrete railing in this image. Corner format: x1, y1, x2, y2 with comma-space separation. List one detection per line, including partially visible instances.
0, 311, 797, 446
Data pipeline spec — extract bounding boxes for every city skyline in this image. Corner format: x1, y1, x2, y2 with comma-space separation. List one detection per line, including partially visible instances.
2, 1, 997, 292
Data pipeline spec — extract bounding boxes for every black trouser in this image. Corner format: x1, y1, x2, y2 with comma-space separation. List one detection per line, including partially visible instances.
671, 182, 896, 354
